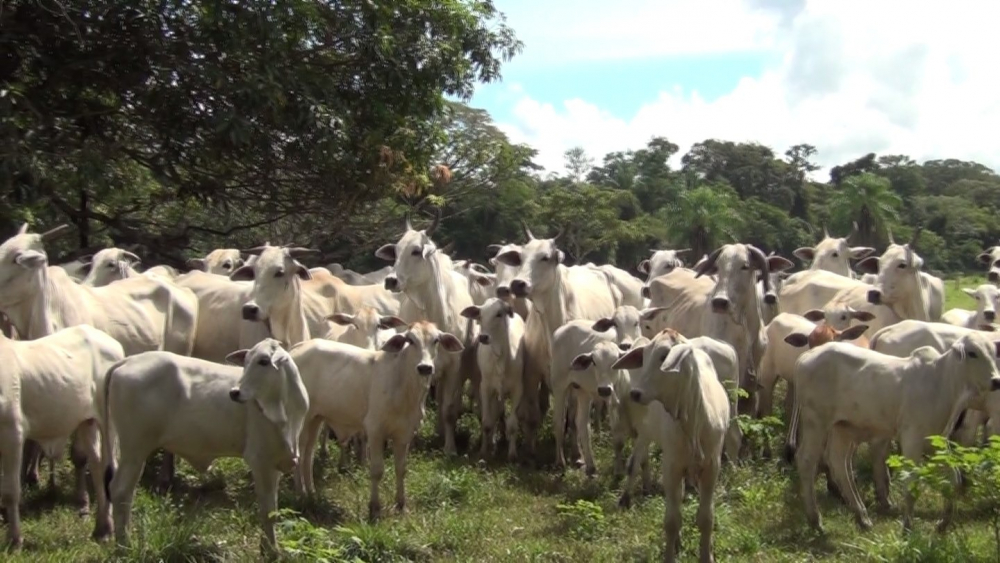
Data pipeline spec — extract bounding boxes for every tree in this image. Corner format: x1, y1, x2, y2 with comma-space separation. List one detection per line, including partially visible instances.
662, 184, 743, 259
1, 0, 522, 263
829, 153, 878, 185
827, 173, 902, 248
564, 147, 594, 183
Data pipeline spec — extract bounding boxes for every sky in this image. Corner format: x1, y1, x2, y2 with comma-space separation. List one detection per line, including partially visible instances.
469, 0, 1000, 178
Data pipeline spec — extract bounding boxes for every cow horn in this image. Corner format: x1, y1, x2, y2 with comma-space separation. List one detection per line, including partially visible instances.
887, 228, 895, 245
908, 225, 922, 248
676, 248, 691, 256
847, 221, 859, 243
823, 224, 830, 238
285, 247, 320, 258
405, 214, 413, 232
17, 223, 28, 235
424, 207, 442, 237
521, 220, 535, 241
241, 245, 270, 256
551, 225, 564, 241
439, 240, 456, 255
121, 250, 142, 264
748, 245, 772, 293
40, 224, 73, 242
694, 247, 723, 279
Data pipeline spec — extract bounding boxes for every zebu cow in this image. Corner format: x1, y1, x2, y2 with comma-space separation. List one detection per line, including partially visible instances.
787, 332, 1000, 533
103, 339, 309, 554
638, 249, 691, 298
327, 263, 395, 286
173, 271, 270, 362
186, 249, 246, 276
614, 336, 731, 563
660, 244, 793, 415
0, 324, 124, 546
977, 245, 1000, 284
852, 231, 941, 326
376, 213, 477, 455
789, 223, 874, 278
585, 263, 644, 309
942, 284, 1000, 329
81, 248, 142, 287
454, 260, 495, 306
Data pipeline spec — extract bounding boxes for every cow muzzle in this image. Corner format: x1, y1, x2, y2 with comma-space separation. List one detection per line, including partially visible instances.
991, 271, 1000, 283
495, 286, 511, 299
478, 334, 491, 345
629, 389, 643, 403
384, 276, 399, 291
510, 279, 531, 298
986, 311, 997, 322
710, 297, 730, 314
241, 303, 260, 321
597, 386, 613, 398
867, 289, 882, 305
641, 285, 651, 299
992, 379, 1000, 392
228, 388, 244, 403
416, 363, 434, 376
763, 293, 777, 305
618, 341, 632, 351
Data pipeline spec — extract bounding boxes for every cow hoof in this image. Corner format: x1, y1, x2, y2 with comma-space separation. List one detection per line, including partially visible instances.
585, 466, 597, 478
5, 536, 22, 551
935, 519, 952, 534
573, 459, 585, 469
618, 494, 632, 510
368, 504, 381, 522
92, 523, 112, 542
857, 517, 873, 531
78, 506, 91, 517
395, 501, 407, 515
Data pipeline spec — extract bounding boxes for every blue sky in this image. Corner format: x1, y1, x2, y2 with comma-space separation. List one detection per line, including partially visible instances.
464, 0, 1000, 177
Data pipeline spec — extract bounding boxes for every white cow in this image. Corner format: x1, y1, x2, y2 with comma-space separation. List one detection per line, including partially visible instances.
585, 263, 644, 309
851, 234, 940, 325
80, 248, 142, 287
461, 298, 525, 459
978, 245, 1000, 284
787, 332, 1000, 533
376, 214, 477, 456
291, 322, 463, 520
789, 224, 874, 278
103, 338, 309, 553
186, 249, 246, 276
0, 324, 124, 546
173, 270, 270, 362
942, 284, 1000, 329
454, 260, 495, 306
614, 336, 731, 563
637, 249, 691, 296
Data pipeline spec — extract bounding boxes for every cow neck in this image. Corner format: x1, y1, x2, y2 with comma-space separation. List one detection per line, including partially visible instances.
3, 266, 73, 340
270, 278, 311, 348
385, 350, 432, 412
931, 351, 980, 439
889, 278, 930, 322
406, 253, 461, 336
529, 265, 571, 338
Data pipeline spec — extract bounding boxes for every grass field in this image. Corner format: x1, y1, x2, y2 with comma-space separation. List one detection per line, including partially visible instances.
7, 274, 1000, 562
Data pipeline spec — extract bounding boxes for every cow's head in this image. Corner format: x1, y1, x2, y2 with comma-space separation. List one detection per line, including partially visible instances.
858, 230, 923, 307
454, 260, 495, 295
978, 245, 1000, 284
638, 249, 690, 297
495, 226, 564, 300
461, 298, 517, 346
375, 212, 443, 294
612, 328, 688, 405
226, 338, 310, 473
783, 323, 871, 349
188, 248, 246, 276
948, 332, 1000, 397
488, 242, 524, 301
569, 341, 628, 401
964, 284, 1000, 324
230, 244, 316, 323
380, 321, 464, 379
801, 306, 876, 331
756, 251, 794, 308
82, 248, 142, 287
695, 243, 793, 315
328, 307, 407, 350
0, 223, 73, 302
590, 305, 658, 350
793, 223, 874, 276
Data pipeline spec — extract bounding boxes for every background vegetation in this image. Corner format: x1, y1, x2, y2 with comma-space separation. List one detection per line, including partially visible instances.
6, 1, 1000, 561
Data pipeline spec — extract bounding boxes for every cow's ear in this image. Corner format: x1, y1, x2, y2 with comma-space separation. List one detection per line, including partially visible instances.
460, 306, 481, 320
378, 316, 407, 330
230, 264, 255, 281
225, 349, 250, 366
438, 332, 464, 353
849, 247, 875, 260
375, 244, 396, 262
381, 334, 409, 354
495, 250, 521, 267
637, 260, 651, 275
837, 325, 869, 342
793, 247, 815, 262
783, 333, 810, 348
978, 251, 993, 265
591, 318, 615, 333
186, 258, 207, 271
294, 261, 311, 280
611, 345, 646, 370
850, 310, 876, 322
767, 255, 795, 272
570, 353, 594, 371
855, 256, 879, 275
802, 309, 825, 322
328, 313, 355, 326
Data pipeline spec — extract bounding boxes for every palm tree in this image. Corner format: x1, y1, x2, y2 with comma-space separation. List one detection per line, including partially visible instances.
662, 184, 743, 258
827, 173, 902, 248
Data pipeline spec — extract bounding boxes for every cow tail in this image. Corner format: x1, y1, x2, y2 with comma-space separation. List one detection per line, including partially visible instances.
102, 358, 128, 500
783, 391, 801, 465
159, 285, 176, 353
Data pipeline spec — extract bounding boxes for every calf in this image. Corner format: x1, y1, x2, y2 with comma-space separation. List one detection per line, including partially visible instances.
291, 322, 463, 520
80, 248, 142, 287
461, 298, 526, 459
0, 325, 124, 546
942, 284, 1000, 329
614, 336, 731, 563
786, 332, 1000, 533
103, 338, 309, 553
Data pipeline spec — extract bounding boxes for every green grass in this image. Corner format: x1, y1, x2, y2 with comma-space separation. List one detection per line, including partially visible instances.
6, 275, 1000, 562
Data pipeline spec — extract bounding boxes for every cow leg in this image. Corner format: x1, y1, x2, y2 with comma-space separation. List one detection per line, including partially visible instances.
75, 421, 111, 540
827, 428, 870, 530
440, 366, 463, 456
505, 384, 522, 461
869, 439, 893, 511
67, 429, 90, 515
367, 432, 386, 521
574, 394, 597, 476
479, 385, 497, 460
296, 416, 323, 495
552, 386, 569, 470
355, 435, 367, 466
795, 420, 826, 533
392, 436, 409, 514
110, 450, 149, 548
21, 440, 40, 490
250, 464, 281, 557
317, 423, 330, 463
156, 450, 176, 491
619, 429, 651, 508
661, 462, 684, 563
611, 421, 627, 480
1, 428, 24, 548
696, 460, 719, 563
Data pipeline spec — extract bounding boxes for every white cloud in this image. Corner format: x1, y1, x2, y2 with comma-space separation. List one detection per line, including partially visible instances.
490, 0, 1000, 178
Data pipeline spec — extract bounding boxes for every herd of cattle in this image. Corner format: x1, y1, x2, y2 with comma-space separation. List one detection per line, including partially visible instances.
4, 216, 1000, 561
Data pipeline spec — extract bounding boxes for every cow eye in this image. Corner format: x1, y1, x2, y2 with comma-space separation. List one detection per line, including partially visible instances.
897, 263, 906, 269
496, 312, 504, 318
832, 252, 839, 258
274, 269, 285, 278
106, 262, 115, 268
257, 358, 269, 366
411, 249, 422, 256
741, 264, 749, 270
841, 315, 847, 321
541, 256, 550, 262
223, 261, 232, 269
969, 351, 979, 359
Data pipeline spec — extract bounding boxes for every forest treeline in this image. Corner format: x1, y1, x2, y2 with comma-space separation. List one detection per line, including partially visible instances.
2, 1, 996, 274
